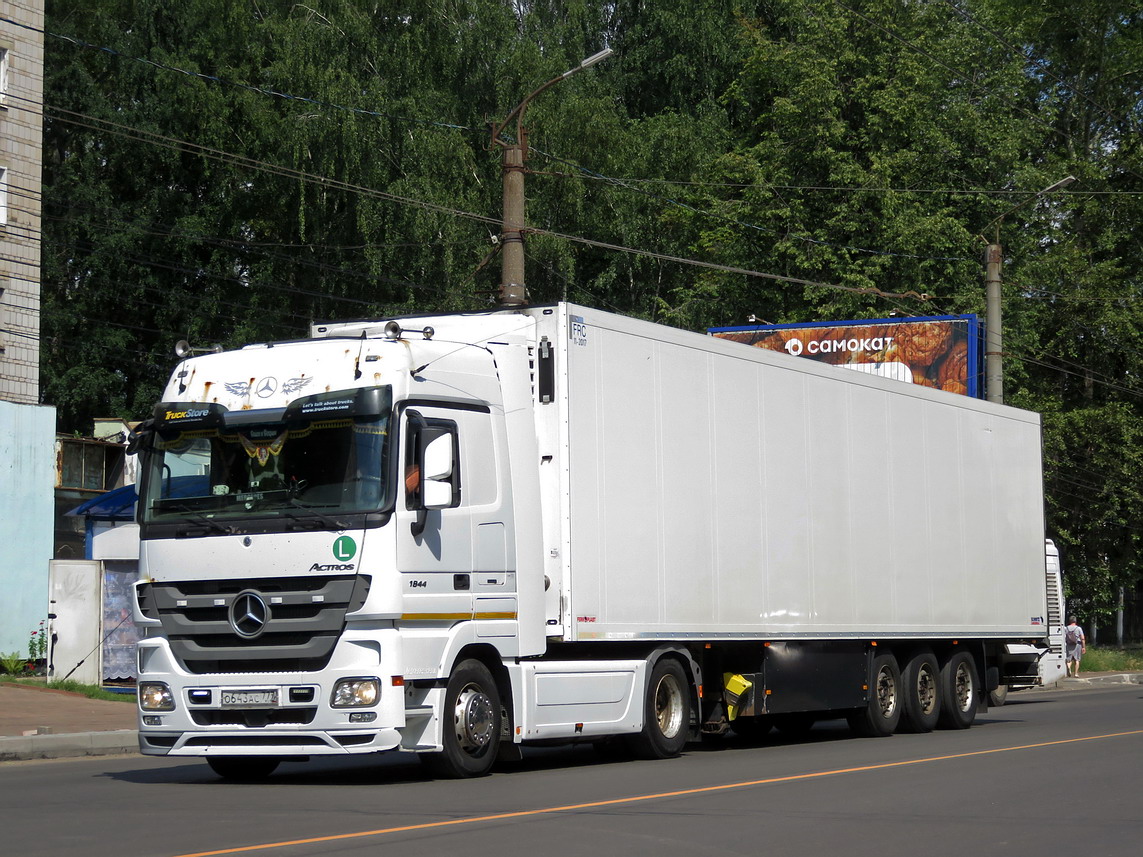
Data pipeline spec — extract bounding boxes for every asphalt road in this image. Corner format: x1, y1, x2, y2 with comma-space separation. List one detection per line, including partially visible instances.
4, 683, 1141, 857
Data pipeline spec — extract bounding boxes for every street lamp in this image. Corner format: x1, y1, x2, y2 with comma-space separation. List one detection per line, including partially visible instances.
491, 48, 613, 307
979, 175, 1076, 404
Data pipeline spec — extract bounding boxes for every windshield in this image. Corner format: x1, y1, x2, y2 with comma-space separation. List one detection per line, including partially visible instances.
140, 404, 390, 529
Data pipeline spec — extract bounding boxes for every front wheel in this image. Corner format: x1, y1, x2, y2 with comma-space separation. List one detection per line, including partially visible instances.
206, 756, 280, 781
627, 658, 691, 759
937, 651, 979, 730
421, 659, 502, 778
988, 684, 1009, 707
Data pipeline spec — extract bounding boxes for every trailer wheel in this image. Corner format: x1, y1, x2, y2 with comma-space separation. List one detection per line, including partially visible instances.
847, 652, 902, 738
988, 684, 1009, 707
899, 650, 941, 733
206, 756, 280, 781
422, 659, 502, 778
938, 651, 979, 729
628, 658, 690, 759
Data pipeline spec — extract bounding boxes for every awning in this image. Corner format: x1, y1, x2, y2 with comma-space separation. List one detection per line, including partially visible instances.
67, 484, 138, 521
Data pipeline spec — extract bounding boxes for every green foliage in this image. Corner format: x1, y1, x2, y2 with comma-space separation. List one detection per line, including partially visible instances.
1080, 647, 1143, 673
0, 653, 26, 676
38, 1, 1143, 621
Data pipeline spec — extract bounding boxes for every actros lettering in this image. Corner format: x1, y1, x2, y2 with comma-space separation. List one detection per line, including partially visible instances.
309, 563, 356, 572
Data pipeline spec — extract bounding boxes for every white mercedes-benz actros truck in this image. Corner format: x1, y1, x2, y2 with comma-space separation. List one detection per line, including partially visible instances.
131, 303, 1053, 779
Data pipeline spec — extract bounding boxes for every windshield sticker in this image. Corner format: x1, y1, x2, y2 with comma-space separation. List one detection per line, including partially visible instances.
239, 430, 287, 466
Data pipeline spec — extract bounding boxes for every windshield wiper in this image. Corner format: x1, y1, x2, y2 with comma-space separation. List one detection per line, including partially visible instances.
167, 504, 237, 537
284, 498, 351, 532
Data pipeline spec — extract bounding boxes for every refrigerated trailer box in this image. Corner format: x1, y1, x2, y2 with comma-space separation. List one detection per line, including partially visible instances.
131, 303, 1050, 778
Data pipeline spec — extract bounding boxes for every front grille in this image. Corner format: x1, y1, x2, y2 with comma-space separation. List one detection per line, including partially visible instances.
191, 708, 317, 727
139, 575, 370, 674
184, 735, 319, 747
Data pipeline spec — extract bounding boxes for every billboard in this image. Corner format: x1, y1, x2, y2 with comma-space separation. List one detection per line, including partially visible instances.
709, 315, 982, 398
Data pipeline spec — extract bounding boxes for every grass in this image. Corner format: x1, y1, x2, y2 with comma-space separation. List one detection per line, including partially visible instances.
0, 675, 135, 703
1080, 646, 1143, 673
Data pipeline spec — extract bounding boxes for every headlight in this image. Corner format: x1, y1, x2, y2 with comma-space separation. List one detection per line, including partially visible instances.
139, 682, 175, 711
331, 677, 380, 708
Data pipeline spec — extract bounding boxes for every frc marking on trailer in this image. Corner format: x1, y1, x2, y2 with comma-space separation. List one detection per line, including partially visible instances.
570, 315, 588, 347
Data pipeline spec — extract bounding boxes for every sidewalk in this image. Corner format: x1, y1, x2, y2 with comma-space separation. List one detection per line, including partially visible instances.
2, 672, 1141, 763
1048, 672, 1143, 690
0, 682, 138, 762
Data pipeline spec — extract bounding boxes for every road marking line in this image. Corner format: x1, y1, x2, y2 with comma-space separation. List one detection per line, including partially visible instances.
169, 729, 1143, 857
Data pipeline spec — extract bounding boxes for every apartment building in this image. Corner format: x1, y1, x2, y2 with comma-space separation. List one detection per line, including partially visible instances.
1, 1, 54, 656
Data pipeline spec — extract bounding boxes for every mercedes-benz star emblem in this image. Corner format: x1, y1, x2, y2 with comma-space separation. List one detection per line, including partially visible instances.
256, 376, 278, 398
229, 591, 270, 639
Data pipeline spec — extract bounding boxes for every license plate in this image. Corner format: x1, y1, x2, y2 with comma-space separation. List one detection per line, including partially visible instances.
221, 689, 278, 708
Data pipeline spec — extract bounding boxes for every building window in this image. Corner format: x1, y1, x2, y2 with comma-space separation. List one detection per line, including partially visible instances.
0, 166, 7, 225
0, 46, 8, 107
60, 440, 125, 492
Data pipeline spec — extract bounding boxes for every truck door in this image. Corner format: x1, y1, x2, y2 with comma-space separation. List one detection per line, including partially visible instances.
395, 405, 515, 631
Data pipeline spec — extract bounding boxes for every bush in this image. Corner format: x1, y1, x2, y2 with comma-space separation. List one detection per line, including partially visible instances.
1081, 647, 1143, 672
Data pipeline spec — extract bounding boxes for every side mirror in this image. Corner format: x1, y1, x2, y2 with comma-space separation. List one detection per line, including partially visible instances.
421, 433, 454, 510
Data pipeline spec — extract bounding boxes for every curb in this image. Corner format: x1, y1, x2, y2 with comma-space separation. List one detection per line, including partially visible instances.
1068, 673, 1143, 686
0, 730, 138, 762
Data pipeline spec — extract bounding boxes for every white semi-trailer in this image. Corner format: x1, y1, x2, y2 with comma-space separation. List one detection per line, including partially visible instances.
132, 303, 1052, 778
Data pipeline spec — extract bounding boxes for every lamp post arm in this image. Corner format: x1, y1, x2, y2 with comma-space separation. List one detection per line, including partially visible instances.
491, 48, 613, 149
980, 175, 1076, 243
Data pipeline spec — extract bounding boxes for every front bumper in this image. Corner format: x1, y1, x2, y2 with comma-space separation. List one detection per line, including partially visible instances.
136, 632, 409, 757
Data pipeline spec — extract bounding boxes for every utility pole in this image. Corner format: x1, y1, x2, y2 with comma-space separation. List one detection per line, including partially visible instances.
980, 175, 1075, 404
984, 242, 1004, 404
491, 48, 613, 307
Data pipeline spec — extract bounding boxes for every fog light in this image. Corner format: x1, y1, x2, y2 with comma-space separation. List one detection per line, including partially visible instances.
331, 677, 380, 708
142, 715, 164, 726
349, 712, 377, 723
139, 682, 175, 711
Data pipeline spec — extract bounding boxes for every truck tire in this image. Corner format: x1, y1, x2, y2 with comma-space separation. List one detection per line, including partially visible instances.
937, 651, 979, 730
847, 652, 902, 738
422, 659, 502, 778
627, 658, 690, 759
988, 684, 1009, 707
206, 756, 280, 781
899, 650, 941, 733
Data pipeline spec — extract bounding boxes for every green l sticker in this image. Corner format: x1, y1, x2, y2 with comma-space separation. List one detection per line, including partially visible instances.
333, 535, 357, 561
